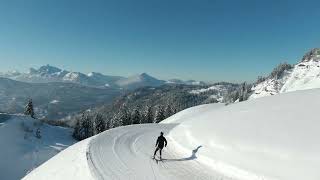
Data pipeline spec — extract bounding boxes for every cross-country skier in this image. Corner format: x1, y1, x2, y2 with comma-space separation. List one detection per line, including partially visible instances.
153, 132, 167, 160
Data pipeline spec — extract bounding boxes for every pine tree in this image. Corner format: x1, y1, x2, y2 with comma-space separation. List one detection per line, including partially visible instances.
154, 105, 165, 123
81, 113, 94, 139
106, 119, 111, 130
131, 109, 141, 124
172, 107, 178, 115
119, 105, 131, 126
94, 113, 106, 134
73, 119, 80, 139
164, 104, 173, 118
24, 99, 35, 118
73, 112, 95, 140
144, 106, 154, 123
73, 114, 84, 140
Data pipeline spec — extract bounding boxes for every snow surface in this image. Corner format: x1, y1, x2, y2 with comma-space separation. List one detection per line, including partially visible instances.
249, 71, 291, 99
23, 89, 320, 180
280, 60, 320, 93
0, 114, 75, 180
164, 103, 225, 124
24, 138, 93, 180
164, 89, 320, 180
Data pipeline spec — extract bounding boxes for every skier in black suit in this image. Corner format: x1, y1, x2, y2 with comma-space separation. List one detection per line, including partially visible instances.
153, 132, 167, 160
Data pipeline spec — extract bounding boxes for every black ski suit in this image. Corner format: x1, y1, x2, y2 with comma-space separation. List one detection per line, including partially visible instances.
153, 135, 167, 158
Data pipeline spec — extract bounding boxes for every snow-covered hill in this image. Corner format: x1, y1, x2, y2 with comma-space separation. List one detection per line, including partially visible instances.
250, 48, 320, 99
280, 48, 320, 92
165, 89, 320, 180
0, 114, 75, 180
23, 88, 320, 180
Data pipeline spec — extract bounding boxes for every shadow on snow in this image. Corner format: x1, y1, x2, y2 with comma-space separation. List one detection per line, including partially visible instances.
161, 145, 202, 162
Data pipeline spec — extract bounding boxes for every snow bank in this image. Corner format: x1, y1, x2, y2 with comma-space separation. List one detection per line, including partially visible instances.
281, 60, 320, 93
23, 138, 92, 180
164, 89, 320, 180
0, 115, 75, 180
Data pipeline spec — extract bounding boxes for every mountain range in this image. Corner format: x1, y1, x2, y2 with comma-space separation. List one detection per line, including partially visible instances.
0, 65, 206, 90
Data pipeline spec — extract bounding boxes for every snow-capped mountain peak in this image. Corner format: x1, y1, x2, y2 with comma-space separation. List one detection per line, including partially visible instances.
115, 73, 165, 89
63, 72, 83, 81
87, 72, 102, 77
136, 73, 156, 81
37, 64, 62, 74
28, 65, 66, 77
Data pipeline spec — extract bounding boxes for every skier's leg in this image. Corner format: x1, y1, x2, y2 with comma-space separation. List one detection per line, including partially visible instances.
153, 147, 159, 158
159, 148, 162, 159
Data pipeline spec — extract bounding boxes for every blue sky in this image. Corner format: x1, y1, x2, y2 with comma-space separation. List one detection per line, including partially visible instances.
0, 0, 319, 82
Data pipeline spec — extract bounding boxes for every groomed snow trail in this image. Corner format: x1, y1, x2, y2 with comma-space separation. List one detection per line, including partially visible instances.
87, 123, 234, 180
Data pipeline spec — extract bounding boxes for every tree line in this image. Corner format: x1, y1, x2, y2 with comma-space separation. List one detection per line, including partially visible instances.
72, 104, 177, 140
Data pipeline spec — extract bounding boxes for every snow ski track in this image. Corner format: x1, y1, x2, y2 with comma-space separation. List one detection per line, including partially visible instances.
87, 123, 234, 180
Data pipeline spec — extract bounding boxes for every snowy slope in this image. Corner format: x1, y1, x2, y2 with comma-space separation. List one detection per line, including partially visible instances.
24, 123, 231, 180
23, 105, 227, 180
280, 49, 320, 92
0, 114, 75, 180
164, 89, 320, 180
249, 71, 291, 99
250, 48, 320, 99
23, 89, 320, 180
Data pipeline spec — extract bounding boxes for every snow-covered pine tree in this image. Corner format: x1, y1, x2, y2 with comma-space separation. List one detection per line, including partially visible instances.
131, 109, 141, 124
144, 105, 154, 123
87, 114, 95, 137
172, 106, 178, 115
239, 82, 251, 102
164, 104, 173, 118
75, 112, 94, 140
80, 113, 88, 140
154, 105, 165, 123
24, 99, 35, 118
118, 105, 131, 126
94, 113, 106, 134
106, 119, 112, 130
73, 114, 83, 140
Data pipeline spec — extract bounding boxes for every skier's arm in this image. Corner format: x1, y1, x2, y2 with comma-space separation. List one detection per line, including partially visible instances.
155, 137, 159, 147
